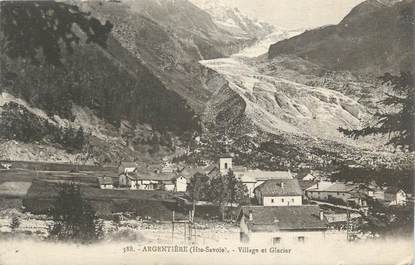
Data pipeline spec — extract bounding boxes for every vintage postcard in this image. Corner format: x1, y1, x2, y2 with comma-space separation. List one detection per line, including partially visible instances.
0, 0, 413, 264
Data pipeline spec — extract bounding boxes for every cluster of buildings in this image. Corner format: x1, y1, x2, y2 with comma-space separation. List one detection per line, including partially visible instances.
97, 155, 295, 195
96, 154, 409, 245
97, 162, 189, 192
304, 178, 408, 207
223, 156, 409, 244
211, 156, 328, 244
0, 163, 12, 170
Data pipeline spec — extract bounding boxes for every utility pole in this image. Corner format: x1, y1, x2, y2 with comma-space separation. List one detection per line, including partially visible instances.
346, 202, 354, 241
346, 206, 350, 241
172, 211, 175, 243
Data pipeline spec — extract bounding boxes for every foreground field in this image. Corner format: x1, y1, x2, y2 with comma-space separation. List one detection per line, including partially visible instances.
0, 168, 115, 186
0, 163, 190, 220
23, 179, 187, 220
0, 182, 32, 198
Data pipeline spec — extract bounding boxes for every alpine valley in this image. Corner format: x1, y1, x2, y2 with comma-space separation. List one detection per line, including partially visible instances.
0, 0, 413, 170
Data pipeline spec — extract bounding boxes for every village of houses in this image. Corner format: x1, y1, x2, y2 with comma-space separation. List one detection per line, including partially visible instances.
90, 154, 410, 244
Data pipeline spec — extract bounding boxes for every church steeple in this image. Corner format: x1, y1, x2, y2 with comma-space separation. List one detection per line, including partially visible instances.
219, 153, 233, 175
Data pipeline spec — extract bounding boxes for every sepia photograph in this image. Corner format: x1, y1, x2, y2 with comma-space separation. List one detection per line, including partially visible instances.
0, 0, 413, 264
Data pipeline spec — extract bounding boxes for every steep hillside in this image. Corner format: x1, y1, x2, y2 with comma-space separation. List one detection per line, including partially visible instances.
84, 0, 265, 112
0, 0, 267, 164
0, 35, 198, 162
268, 0, 414, 75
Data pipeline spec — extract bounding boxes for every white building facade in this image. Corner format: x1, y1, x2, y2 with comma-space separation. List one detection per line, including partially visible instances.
254, 179, 303, 206
261, 196, 302, 207
238, 206, 327, 244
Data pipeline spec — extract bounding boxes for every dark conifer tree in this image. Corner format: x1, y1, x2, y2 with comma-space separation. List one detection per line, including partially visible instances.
48, 183, 102, 243
0, 1, 113, 66
339, 72, 414, 151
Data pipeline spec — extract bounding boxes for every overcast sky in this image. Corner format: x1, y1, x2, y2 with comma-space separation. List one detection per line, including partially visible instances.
225, 0, 365, 30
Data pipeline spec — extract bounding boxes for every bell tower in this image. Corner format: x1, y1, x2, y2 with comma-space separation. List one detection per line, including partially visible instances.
219, 154, 233, 175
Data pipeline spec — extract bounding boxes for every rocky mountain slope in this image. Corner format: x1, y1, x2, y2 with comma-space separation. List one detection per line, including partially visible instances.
200, 54, 370, 146
0, 38, 193, 164
1, 0, 411, 168
84, 0, 273, 112
268, 0, 414, 75
0, 0, 271, 164
190, 0, 415, 169
189, 31, 413, 170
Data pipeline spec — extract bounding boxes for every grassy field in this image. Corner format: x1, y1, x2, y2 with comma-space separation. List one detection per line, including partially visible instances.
0, 161, 222, 221
22, 179, 185, 220
0, 181, 32, 197
25, 179, 181, 201
0, 160, 116, 172
0, 168, 116, 186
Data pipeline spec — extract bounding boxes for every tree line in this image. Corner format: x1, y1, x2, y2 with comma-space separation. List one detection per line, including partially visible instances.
0, 102, 85, 152
0, 1, 201, 136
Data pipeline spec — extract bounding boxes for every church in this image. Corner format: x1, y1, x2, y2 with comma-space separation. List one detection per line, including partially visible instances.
217, 154, 294, 198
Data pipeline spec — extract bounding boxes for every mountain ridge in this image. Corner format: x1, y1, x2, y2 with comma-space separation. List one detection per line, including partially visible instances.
0, 0, 272, 164
268, 0, 414, 75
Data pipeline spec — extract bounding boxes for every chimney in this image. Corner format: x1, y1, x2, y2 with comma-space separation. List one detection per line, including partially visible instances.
248, 210, 253, 221
319, 211, 324, 221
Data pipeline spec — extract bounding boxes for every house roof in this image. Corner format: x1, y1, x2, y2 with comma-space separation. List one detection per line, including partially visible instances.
302, 173, 316, 180
238, 174, 257, 183
161, 164, 176, 173
238, 170, 292, 182
384, 187, 405, 194
233, 166, 247, 172
178, 166, 217, 179
349, 192, 368, 199
238, 205, 327, 231
125, 171, 179, 182
118, 162, 139, 174
255, 179, 302, 197
97, 176, 113, 185
306, 182, 358, 193
163, 180, 175, 185
298, 180, 317, 191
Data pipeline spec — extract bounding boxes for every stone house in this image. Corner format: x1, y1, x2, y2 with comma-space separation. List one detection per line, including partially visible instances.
97, 176, 114, 189
237, 205, 328, 244
254, 179, 303, 206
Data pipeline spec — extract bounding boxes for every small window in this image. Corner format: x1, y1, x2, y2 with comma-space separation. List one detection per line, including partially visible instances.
337, 192, 340, 195
224, 163, 228, 169
271, 199, 274, 203
291, 198, 294, 202
273, 237, 281, 245
298, 236, 305, 243
281, 198, 284, 202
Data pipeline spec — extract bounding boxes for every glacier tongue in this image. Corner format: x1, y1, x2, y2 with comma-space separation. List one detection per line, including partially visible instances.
233, 30, 304, 58
200, 32, 368, 144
